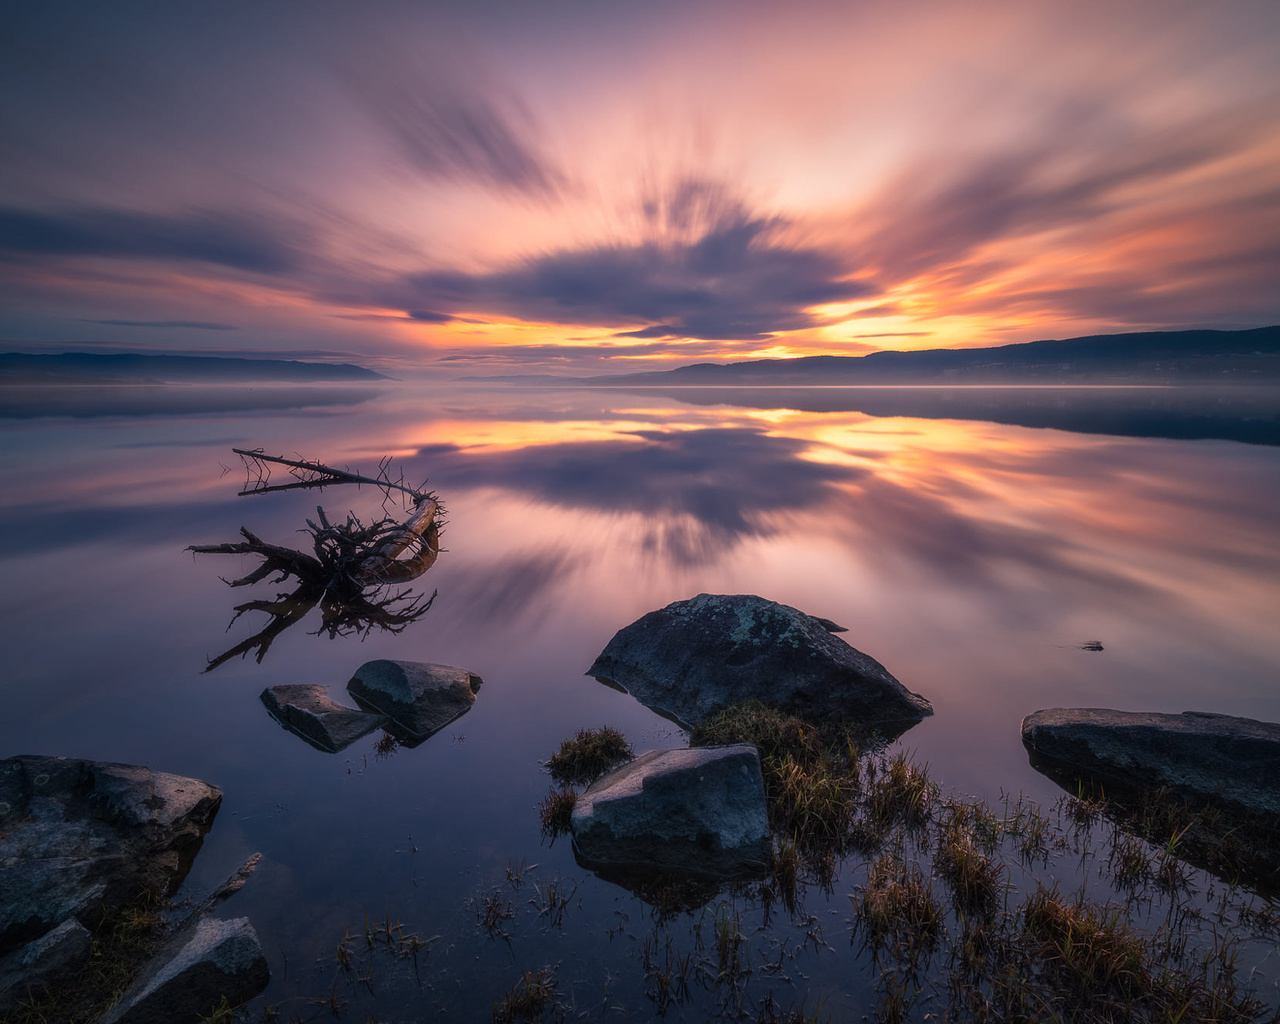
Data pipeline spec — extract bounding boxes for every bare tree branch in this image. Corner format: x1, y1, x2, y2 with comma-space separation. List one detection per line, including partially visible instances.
189, 449, 444, 671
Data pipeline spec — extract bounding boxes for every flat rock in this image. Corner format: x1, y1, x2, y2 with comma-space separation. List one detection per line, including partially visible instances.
101, 916, 269, 1024
1022, 709, 1280, 818
261, 684, 387, 752
0, 756, 221, 955
346, 660, 483, 741
571, 745, 771, 877
0, 918, 93, 1014
587, 594, 932, 728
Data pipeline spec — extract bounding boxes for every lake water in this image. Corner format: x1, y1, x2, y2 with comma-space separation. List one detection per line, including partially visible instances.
2, 383, 1279, 1019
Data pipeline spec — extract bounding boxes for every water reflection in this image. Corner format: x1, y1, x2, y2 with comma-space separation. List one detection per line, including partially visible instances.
418, 426, 865, 568
1026, 751, 1280, 896
0, 385, 382, 419
611, 385, 1280, 446
2, 383, 1279, 1019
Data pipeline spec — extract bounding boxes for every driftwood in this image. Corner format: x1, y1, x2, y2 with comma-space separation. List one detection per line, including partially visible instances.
188, 451, 442, 671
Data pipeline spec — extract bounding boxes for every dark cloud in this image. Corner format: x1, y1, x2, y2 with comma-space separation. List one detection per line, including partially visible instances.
614, 325, 678, 339
0, 206, 303, 273
84, 319, 239, 330
396, 189, 875, 341
407, 309, 458, 323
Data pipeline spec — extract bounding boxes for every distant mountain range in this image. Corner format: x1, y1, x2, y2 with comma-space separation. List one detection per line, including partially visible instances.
468, 326, 1280, 386
0, 352, 388, 384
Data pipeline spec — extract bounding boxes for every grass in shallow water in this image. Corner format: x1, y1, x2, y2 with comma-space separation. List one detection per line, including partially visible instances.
544, 726, 634, 786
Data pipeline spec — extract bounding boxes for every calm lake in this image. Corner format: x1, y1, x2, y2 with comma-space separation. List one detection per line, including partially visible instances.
3, 383, 1279, 1019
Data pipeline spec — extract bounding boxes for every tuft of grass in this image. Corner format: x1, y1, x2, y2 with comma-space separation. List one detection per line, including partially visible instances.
755, 991, 829, 1023
712, 902, 747, 982
641, 931, 694, 1011
865, 751, 935, 830
770, 753, 855, 843
505, 856, 535, 889
1021, 885, 1151, 1002
850, 852, 943, 967
693, 702, 859, 855
691, 701, 828, 764
479, 892, 516, 937
545, 726, 633, 785
537, 786, 576, 840
492, 967, 558, 1023
373, 730, 400, 758
528, 877, 577, 929
1109, 828, 1155, 891
769, 836, 800, 914
935, 813, 1002, 913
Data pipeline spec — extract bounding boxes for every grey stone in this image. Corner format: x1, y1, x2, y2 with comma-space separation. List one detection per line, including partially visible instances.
261, 684, 387, 752
587, 593, 931, 728
346, 660, 483, 741
1021, 709, 1280, 818
571, 745, 771, 877
0, 918, 93, 1013
0, 756, 221, 955
101, 916, 269, 1024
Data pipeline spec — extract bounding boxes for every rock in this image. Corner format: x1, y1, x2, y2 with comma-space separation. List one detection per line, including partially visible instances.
587, 594, 931, 728
203, 853, 262, 907
0, 918, 93, 1014
1021, 709, 1280, 818
346, 660, 483, 741
0, 756, 221, 955
261, 684, 387, 752
571, 745, 771, 877
101, 916, 269, 1024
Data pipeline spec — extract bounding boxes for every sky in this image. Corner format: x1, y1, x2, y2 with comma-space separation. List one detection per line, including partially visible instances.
2, 0, 1279, 376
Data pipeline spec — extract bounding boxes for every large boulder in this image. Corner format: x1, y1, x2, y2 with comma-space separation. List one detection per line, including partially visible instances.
101, 916, 269, 1024
347, 660, 483, 743
587, 594, 931, 728
261, 684, 387, 753
571, 745, 771, 877
1021, 709, 1280, 818
0, 756, 221, 955
0, 918, 93, 1014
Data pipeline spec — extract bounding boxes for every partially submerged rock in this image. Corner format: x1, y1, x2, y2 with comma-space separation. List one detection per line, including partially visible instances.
347, 659, 483, 742
0, 918, 93, 1014
101, 916, 269, 1024
0, 756, 221, 955
571, 745, 771, 878
587, 594, 931, 728
1021, 709, 1280, 819
261, 684, 387, 752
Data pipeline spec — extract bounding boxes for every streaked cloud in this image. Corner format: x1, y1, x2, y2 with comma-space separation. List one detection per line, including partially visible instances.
0, 0, 1276, 367
346, 60, 564, 197
0, 206, 305, 274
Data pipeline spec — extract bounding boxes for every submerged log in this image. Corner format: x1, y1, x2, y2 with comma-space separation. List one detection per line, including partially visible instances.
188, 450, 442, 670
353, 497, 440, 584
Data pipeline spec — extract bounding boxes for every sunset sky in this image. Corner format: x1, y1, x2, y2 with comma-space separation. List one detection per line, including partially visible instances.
2, 0, 1279, 375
